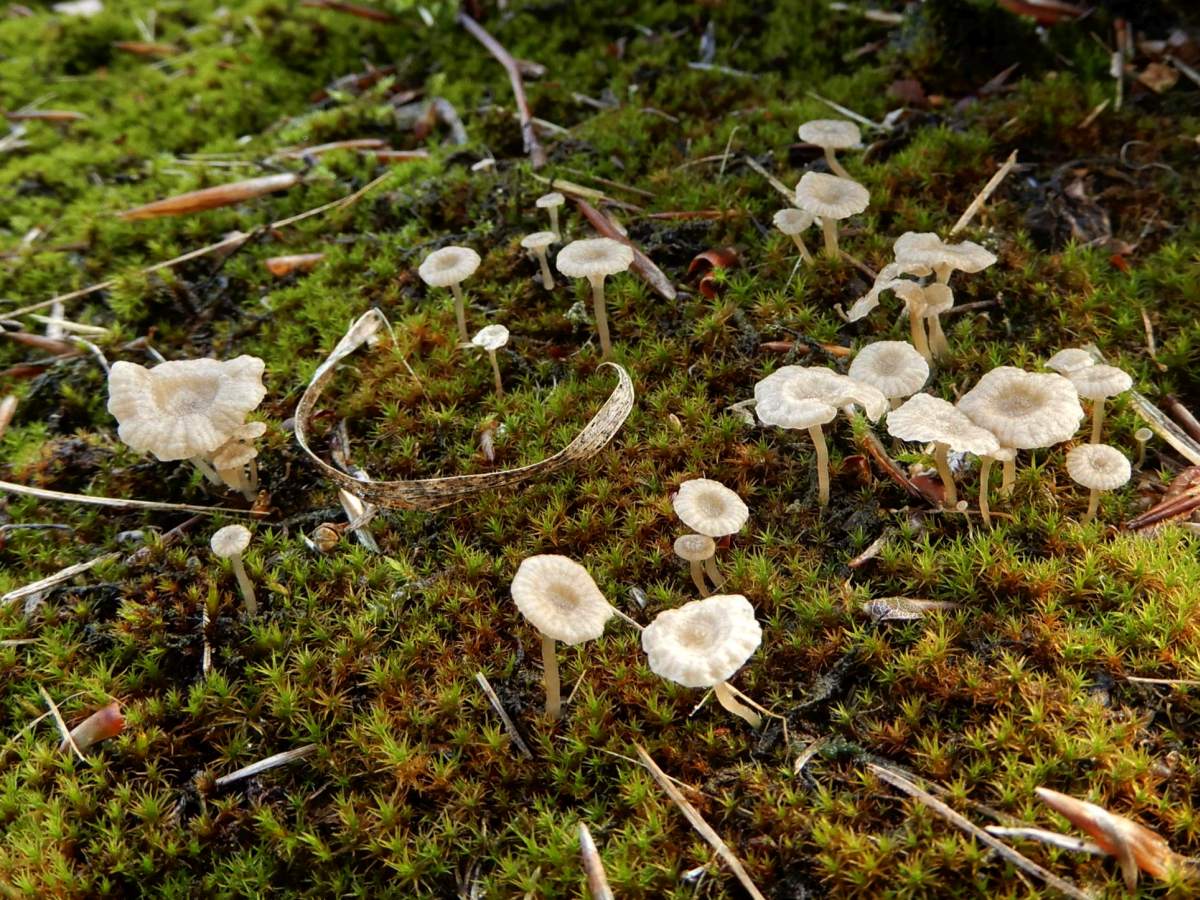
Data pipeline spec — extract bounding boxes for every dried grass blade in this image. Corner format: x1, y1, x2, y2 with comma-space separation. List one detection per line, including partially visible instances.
38, 686, 86, 763
214, 744, 318, 787
3, 553, 119, 606
4, 110, 87, 122
578, 823, 614, 900
474, 672, 533, 760
119, 173, 301, 220
986, 826, 1105, 856
950, 150, 1018, 235
294, 310, 634, 511
0, 480, 267, 519
301, 0, 396, 23
862, 597, 958, 621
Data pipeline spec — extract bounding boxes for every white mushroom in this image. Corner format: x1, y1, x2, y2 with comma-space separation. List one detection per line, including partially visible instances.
520, 231, 557, 289
672, 479, 748, 589
471, 324, 510, 396
892, 233, 995, 358
920, 282, 956, 359
848, 341, 929, 407
674, 533, 718, 597
772, 208, 814, 264
1046, 347, 1096, 375
793, 172, 869, 258
536, 191, 565, 239
1066, 443, 1131, 524
642, 594, 763, 727
555, 238, 634, 360
210, 524, 256, 615
1068, 364, 1132, 443
887, 393, 999, 508
511, 555, 614, 719
210, 421, 267, 500
797, 119, 861, 179
418, 245, 482, 342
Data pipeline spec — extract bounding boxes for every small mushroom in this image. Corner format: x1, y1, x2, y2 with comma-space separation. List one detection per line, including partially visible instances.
641, 594, 763, 728
881, 280, 935, 362
555, 238, 634, 360
210, 524, 256, 615
772, 208, 815, 264
511, 555, 614, 719
674, 534, 718, 597
671, 478, 749, 587
797, 118, 861, 179
536, 191, 565, 239
1046, 347, 1096, 375
848, 341, 930, 408
210, 421, 267, 501
1066, 443, 1131, 524
892, 233, 996, 357
520, 231, 557, 289
1134, 427, 1153, 468
793, 172, 870, 258
920, 282, 956, 360
418, 245, 482, 342
887, 393, 999, 508
1067, 363, 1132, 443
471, 324, 510, 396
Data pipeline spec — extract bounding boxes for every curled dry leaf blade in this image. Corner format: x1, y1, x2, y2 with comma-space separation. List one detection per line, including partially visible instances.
265, 253, 325, 277
61, 701, 125, 753
118, 173, 301, 221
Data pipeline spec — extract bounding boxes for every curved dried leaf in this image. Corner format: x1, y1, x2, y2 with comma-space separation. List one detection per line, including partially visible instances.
265, 253, 325, 277
119, 173, 301, 220
61, 701, 125, 753
295, 310, 635, 511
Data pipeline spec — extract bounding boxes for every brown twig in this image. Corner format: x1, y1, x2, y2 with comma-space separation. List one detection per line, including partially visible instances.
571, 198, 676, 300
859, 432, 940, 505
1164, 395, 1200, 444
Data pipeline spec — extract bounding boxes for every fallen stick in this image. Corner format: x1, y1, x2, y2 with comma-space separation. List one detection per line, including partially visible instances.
949, 150, 1018, 236
214, 744, 319, 787
474, 672, 533, 760
572, 198, 676, 300
1164, 395, 1200, 444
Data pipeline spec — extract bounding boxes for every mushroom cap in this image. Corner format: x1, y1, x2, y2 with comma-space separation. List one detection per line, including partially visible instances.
535, 191, 565, 209
520, 230, 557, 251
1066, 443, 1131, 491
641, 594, 762, 688
511, 555, 613, 645
107, 356, 267, 462
848, 341, 930, 400
921, 282, 954, 317
1046, 347, 1096, 375
797, 118, 862, 150
755, 366, 888, 429
673, 478, 749, 538
846, 271, 930, 322
555, 238, 634, 280
773, 208, 814, 236
212, 421, 268, 471
674, 533, 716, 562
1068, 363, 1132, 400
471, 324, 510, 352
418, 246, 481, 287
887, 393, 1001, 456
986, 445, 1017, 462
894, 232, 996, 275
210, 524, 251, 557
957, 367, 1085, 450
794, 172, 870, 221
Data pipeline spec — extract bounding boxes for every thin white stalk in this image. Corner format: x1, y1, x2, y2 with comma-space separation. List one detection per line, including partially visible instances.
487, 349, 503, 395
823, 147, 850, 179
932, 442, 957, 507
1001, 457, 1017, 496
820, 218, 839, 257
713, 681, 762, 728
589, 275, 612, 360
790, 233, 813, 264
450, 281, 469, 342
1083, 488, 1100, 524
979, 456, 994, 528
688, 560, 709, 597
542, 634, 561, 719
231, 555, 257, 615
535, 248, 554, 289
702, 555, 724, 590
190, 456, 222, 485
809, 424, 830, 507
1091, 400, 1106, 444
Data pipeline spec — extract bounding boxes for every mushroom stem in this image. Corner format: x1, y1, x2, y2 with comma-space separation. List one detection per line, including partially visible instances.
713, 681, 762, 729
820, 218, 839, 258
588, 274, 613, 360
1083, 487, 1100, 525
790, 234, 814, 264
808, 424, 831, 507
247, 459, 259, 495
702, 556, 725, 590
688, 560, 709, 597
1090, 400, 1106, 444
230, 554, 257, 615
932, 442, 958, 508
190, 456, 222, 485
823, 148, 850, 180
487, 349, 504, 396
449, 282, 469, 343
927, 314, 950, 358
541, 634, 561, 719
548, 207, 561, 241
534, 248, 554, 289
1000, 457, 1017, 496
979, 456, 994, 528
217, 466, 256, 503
905, 306, 932, 363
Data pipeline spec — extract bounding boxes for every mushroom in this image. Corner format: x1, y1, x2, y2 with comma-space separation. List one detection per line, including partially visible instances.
957, 367, 1085, 495
674, 534, 718, 597
511, 555, 614, 719
977, 445, 1016, 528
641, 594, 763, 727
107, 355, 267, 483
797, 118, 862, 179
754, 366, 886, 506
418, 245, 482, 343
919, 282, 956, 360
210, 524, 256, 615
793, 172, 870, 258
772, 208, 815, 265
848, 341, 930, 409
471, 324, 510, 396
1134, 427, 1153, 468
887, 393, 1000, 508
892, 233, 996, 357
1066, 443, 1131, 524
210, 421, 267, 501
555, 238, 634, 360
1046, 347, 1096, 375
855, 279, 935, 362
536, 191, 565, 239
671, 478, 749, 587
520, 231, 557, 289
1067, 363, 1132, 443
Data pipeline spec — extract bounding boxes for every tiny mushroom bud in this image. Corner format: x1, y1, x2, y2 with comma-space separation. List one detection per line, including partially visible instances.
641, 594, 763, 727
797, 118, 862, 179
674, 534, 718, 597
848, 341, 930, 408
210, 524, 256, 615
210, 421, 267, 501
536, 191, 565, 239
555, 238, 634, 361
418, 245, 481, 343
1067, 363, 1132, 443
887, 393, 999, 509
520, 231, 557, 289
793, 172, 869, 259
511, 555, 614, 720
1134, 427, 1153, 468
672, 478, 749, 587
1066, 443, 1131, 524
772, 208, 815, 264
471, 324, 510, 396
1046, 347, 1096, 375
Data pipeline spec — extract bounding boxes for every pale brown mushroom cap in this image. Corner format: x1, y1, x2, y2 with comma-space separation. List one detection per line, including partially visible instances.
847, 273, 928, 322
772, 208, 814, 236
471, 324, 510, 352
755, 366, 888, 428
555, 238, 634, 280
1046, 348, 1096, 375
1068, 363, 1132, 400
210, 524, 251, 558
511, 555, 614, 645
107, 356, 267, 462
673, 478, 749, 538
418, 246, 481, 288
535, 191, 565, 210
887, 393, 1001, 456
674, 533, 716, 562
921, 282, 954, 317
793, 172, 870, 221
641, 594, 761, 688
848, 341, 930, 400
520, 231, 557, 251
894, 232, 996, 275
957, 367, 1085, 449
1066, 443, 1131, 491
798, 118, 862, 150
